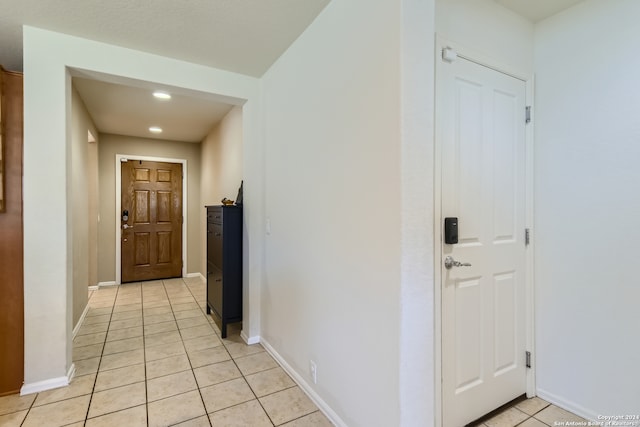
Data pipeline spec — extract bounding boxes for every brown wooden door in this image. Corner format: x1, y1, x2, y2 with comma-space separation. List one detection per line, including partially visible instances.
0, 67, 24, 395
121, 160, 183, 283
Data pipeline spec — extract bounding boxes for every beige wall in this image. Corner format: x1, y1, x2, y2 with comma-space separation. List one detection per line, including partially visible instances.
200, 106, 243, 274
97, 134, 202, 282
70, 86, 99, 327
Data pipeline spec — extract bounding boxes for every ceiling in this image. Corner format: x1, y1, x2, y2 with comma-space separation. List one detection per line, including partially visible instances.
0, 0, 584, 142
494, 0, 585, 22
73, 78, 234, 143
0, 0, 330, 142
0, 0, 330, 76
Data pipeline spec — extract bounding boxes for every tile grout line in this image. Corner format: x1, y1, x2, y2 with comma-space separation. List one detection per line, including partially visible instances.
81, 285, 117, 426
169, 278, 214, 427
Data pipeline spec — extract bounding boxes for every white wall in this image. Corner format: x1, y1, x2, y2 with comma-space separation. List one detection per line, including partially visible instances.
262, 0, 435, 425
534, 0, 640, 418
200, 106, 243, 275
435, 0, 534, 75
22, 26, 262, 391
70, 86, 99, 327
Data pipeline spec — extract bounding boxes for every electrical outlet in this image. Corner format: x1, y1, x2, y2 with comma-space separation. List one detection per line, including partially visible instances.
309, 360, 317, 384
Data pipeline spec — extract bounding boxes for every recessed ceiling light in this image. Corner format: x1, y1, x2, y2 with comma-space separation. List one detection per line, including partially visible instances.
149, 126, 163, 133
153, 91, 171, 100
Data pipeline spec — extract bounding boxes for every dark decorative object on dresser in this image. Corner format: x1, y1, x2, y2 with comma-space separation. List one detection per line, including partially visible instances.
205, 205, 242, 338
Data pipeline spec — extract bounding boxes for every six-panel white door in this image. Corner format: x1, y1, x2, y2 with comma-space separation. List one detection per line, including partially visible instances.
439, 51, 527, 426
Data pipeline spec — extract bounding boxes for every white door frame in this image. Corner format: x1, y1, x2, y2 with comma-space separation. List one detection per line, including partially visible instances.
433, 35, 536, 426
115, 153, 188, 284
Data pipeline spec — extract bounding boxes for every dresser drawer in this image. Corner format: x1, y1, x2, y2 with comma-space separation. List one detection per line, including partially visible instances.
207, 207, 223, 224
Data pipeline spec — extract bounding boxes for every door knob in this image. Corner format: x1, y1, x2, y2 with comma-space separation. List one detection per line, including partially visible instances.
444, 256, 471, 269
122, 224, 133, 229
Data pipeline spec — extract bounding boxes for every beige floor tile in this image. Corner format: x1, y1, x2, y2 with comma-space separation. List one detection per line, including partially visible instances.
72, 343, 104, 361
145, 340, 187, 361
89, 299, 116, 308
177, 316, 210, 329
94, 363, 145, 392
143, 312, 175, 325
235, 352, 278, 376
518, 418, 548, 427
173, 309, 204, 320
22, 394, 91, 427
193, 360, 242, 388
260, 387, 317, 426
246, 367, 296, 397
102, 336, 144, 355
200, 378, 255, 413
0, 409, 28, 426
145, 330, 182, 347
144, 300, 172, 309
108, 317, 143, 330
187, 346, 231, 369
146, 354, 192, 379
170, 297, 196, 305
183, 335, 223, 353
147, 370, 198, 402
172, 415, 211, 426
85, 403, 147, 427
208, 399, 272, 426
74, 332, 107, 347
106, 325, 143, 342
281, 411, 334, 426
534, 405, 586, 425
148, 390, 206, 427
172, 302, 200, 312
485, 407, 529, 427
142, 293, 169, 302
144, 320, 178, 335
224, 341, 265, 359
113, 303, 142, 313
0, 393, 36, 416
86, 307, 112, 317
180, 325, 216, 340
115, 299, 142, 307
83, 315, 111, 325
516, 397, 551, 416
110, 310, 142, 321
88, 381, 146, 418
99, 348, 144, 371
76, 322, 109, 336
34, 374, 96, 406
144, 306, 173, 316
74, 356, 101, 376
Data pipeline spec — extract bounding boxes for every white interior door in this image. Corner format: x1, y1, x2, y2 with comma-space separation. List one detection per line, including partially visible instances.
439, 49, 527, 427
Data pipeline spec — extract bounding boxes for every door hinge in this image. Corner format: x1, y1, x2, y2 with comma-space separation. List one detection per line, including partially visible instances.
525, 228, 531, 246
526, 351, 532, 369
525, 106, 532, 124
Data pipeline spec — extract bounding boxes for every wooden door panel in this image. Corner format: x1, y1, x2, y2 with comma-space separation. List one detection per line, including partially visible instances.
122, 160, 182, 282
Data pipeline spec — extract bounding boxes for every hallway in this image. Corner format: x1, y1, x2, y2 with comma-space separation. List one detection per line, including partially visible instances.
0, 278, 331, 426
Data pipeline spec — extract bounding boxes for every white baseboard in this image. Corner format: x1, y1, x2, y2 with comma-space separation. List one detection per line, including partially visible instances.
66, 363, 76, 383
537, 388, 598, 422
261, 338, 346, 427
88, 285, 99, 291
240, 330, 260, 345
72, 304, 91, 339
98, 281, 117, 287
21, 365, 75, 396
185, 272, 205, 281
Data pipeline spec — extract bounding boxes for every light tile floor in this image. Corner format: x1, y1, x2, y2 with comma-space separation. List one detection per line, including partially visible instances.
474, 396, 588, 427
0, 277, 332, 427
